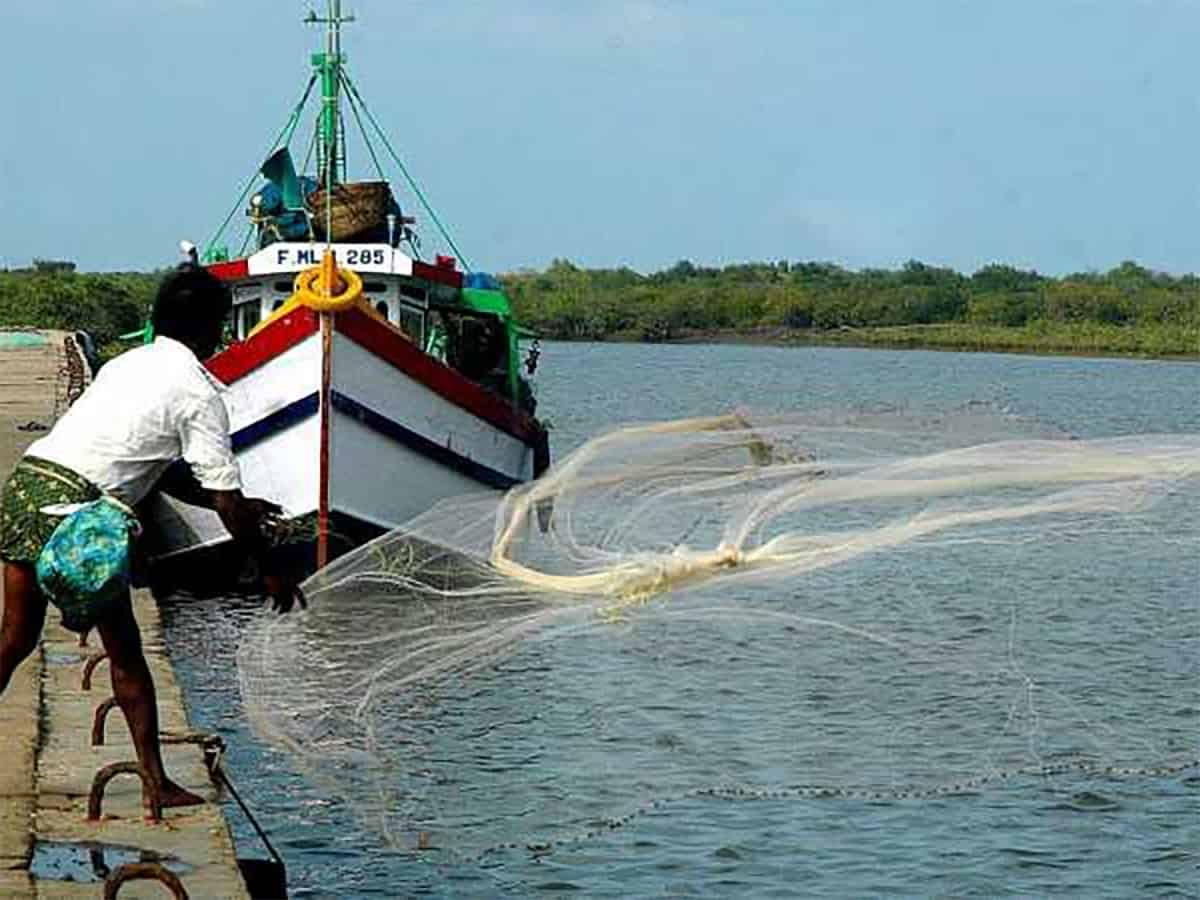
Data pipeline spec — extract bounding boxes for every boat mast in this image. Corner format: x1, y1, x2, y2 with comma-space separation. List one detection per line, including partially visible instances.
307, 0, 354, 189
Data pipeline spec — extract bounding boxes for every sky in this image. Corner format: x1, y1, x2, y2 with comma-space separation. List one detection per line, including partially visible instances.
4, 0, 1200, 276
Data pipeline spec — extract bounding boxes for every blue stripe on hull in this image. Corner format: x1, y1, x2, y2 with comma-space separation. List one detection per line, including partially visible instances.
228, 391, 522, 490
231, 393, 319, 452
329, 391, 521, 490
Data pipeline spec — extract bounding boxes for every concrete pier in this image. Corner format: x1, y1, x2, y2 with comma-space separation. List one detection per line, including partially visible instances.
0, 332, 251, 898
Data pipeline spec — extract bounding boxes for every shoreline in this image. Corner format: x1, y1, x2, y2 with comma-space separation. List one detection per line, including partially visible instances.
592, 324, 1200, 362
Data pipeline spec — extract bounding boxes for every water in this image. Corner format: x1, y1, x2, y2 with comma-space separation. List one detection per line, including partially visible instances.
161, 343, 1199, 897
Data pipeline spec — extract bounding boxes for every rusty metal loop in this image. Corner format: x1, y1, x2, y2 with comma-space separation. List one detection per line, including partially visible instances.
102, 862, 189, 899
88, 761, 162, 823
82, 652, 109, 691
91, 697, 121, 747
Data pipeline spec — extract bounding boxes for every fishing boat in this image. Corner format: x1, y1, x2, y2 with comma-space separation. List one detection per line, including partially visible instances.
142, 1, 549, 583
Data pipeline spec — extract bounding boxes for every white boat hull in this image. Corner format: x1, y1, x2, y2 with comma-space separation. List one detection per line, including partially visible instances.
145, 302, 544, 573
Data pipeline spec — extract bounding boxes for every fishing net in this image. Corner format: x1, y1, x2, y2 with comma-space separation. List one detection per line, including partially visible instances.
236, 410, 1200, 861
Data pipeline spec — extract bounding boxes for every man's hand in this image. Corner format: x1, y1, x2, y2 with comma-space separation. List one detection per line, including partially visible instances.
213, 492, 282, 548
262, 572, 307, 614
242, 497, 285, 542
240, 497, 282, 519
211, 491, 304, 612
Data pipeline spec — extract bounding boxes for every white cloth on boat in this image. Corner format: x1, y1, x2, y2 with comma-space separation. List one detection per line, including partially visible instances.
27, 336, 241, 504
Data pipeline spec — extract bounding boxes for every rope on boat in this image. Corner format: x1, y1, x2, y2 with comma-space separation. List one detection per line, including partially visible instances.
202, 74, 319, 261
338, 70, 386, 184
340, 71, 474, 271
336, 69, 420, 261
236, 224, 256, 259
199, 64, 473, 271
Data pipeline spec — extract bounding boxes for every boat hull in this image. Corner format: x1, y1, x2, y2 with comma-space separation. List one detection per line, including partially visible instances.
143, 304, 544, 584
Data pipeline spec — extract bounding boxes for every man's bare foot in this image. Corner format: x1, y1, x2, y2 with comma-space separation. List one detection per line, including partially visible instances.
153, 780, 206, 809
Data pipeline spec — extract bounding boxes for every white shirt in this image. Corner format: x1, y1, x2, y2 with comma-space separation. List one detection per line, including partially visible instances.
28, 336, 242, 505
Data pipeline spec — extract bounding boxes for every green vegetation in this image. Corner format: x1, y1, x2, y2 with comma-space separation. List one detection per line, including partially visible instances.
0, 269, 154, 358
505, 259, 1200, 358
0, 259, 1196, 361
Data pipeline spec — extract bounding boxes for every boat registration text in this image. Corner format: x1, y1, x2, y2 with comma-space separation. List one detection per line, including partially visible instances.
247, 243, 415, 276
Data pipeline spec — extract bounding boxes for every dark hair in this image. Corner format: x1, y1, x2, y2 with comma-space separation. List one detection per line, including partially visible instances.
151, 265, 233, 342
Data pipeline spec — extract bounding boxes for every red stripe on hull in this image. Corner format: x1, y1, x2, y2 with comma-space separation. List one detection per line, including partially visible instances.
206, 308, 320, 385
207, 259, 249, 281
333, 307, 542, 447
412, 260, 463, 289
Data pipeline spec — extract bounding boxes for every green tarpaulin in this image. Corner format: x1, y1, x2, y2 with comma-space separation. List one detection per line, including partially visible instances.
462, 288, 525, 402
0, 332, 48, 349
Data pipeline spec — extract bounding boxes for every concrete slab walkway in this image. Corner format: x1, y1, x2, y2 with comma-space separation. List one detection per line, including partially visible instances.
0, 332, 251, 898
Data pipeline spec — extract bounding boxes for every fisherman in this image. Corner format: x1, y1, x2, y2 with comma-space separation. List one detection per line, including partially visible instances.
0, 264, 303, 809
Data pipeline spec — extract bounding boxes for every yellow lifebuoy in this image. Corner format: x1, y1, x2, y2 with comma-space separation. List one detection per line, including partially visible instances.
294, 251, 363, 312
246, 251, 366, 339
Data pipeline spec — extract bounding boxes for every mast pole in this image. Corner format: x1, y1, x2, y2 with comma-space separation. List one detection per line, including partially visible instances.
311, 0, 352, 188
322, 0, 339, 187
305, 0, 354, 569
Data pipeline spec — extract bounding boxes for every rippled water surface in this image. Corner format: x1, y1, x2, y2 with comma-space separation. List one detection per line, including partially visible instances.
162, 344, 1199, 897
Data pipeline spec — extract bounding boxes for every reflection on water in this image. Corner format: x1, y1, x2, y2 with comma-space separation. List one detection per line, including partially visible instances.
162, 344, 1199, 898
30, 839, 193, 884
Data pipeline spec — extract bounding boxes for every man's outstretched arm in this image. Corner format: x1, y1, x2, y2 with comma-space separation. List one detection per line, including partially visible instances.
156, 464, 282, 536
154, 460, 212, 508
176, 390, 305, 611
210, 489, 306, 613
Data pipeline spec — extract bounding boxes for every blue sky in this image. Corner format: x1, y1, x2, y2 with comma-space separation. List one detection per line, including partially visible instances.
4, 1, 1199, 276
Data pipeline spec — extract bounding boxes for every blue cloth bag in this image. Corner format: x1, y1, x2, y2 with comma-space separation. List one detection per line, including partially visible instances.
35, 497, 140, 633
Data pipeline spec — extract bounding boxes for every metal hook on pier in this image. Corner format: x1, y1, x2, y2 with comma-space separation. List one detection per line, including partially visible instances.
88, 761, 162, 823
161, 729, 227, 779
103, 862, 189, 899
82, 652, 109, 690
91, 697, 120, 746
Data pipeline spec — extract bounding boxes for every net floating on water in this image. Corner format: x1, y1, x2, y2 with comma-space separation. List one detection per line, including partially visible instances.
237, 410, 1200, 858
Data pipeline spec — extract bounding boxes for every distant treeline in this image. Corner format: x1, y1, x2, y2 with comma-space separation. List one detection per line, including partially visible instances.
505, 259, 1200, 356
1, 259, 1197, 359
0, 270, 154, 355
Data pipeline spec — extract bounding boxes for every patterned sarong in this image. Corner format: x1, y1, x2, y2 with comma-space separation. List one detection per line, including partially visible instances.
0, 456, 101, 564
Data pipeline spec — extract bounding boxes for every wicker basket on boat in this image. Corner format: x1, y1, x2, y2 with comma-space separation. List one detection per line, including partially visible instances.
307, 181, 393, 242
